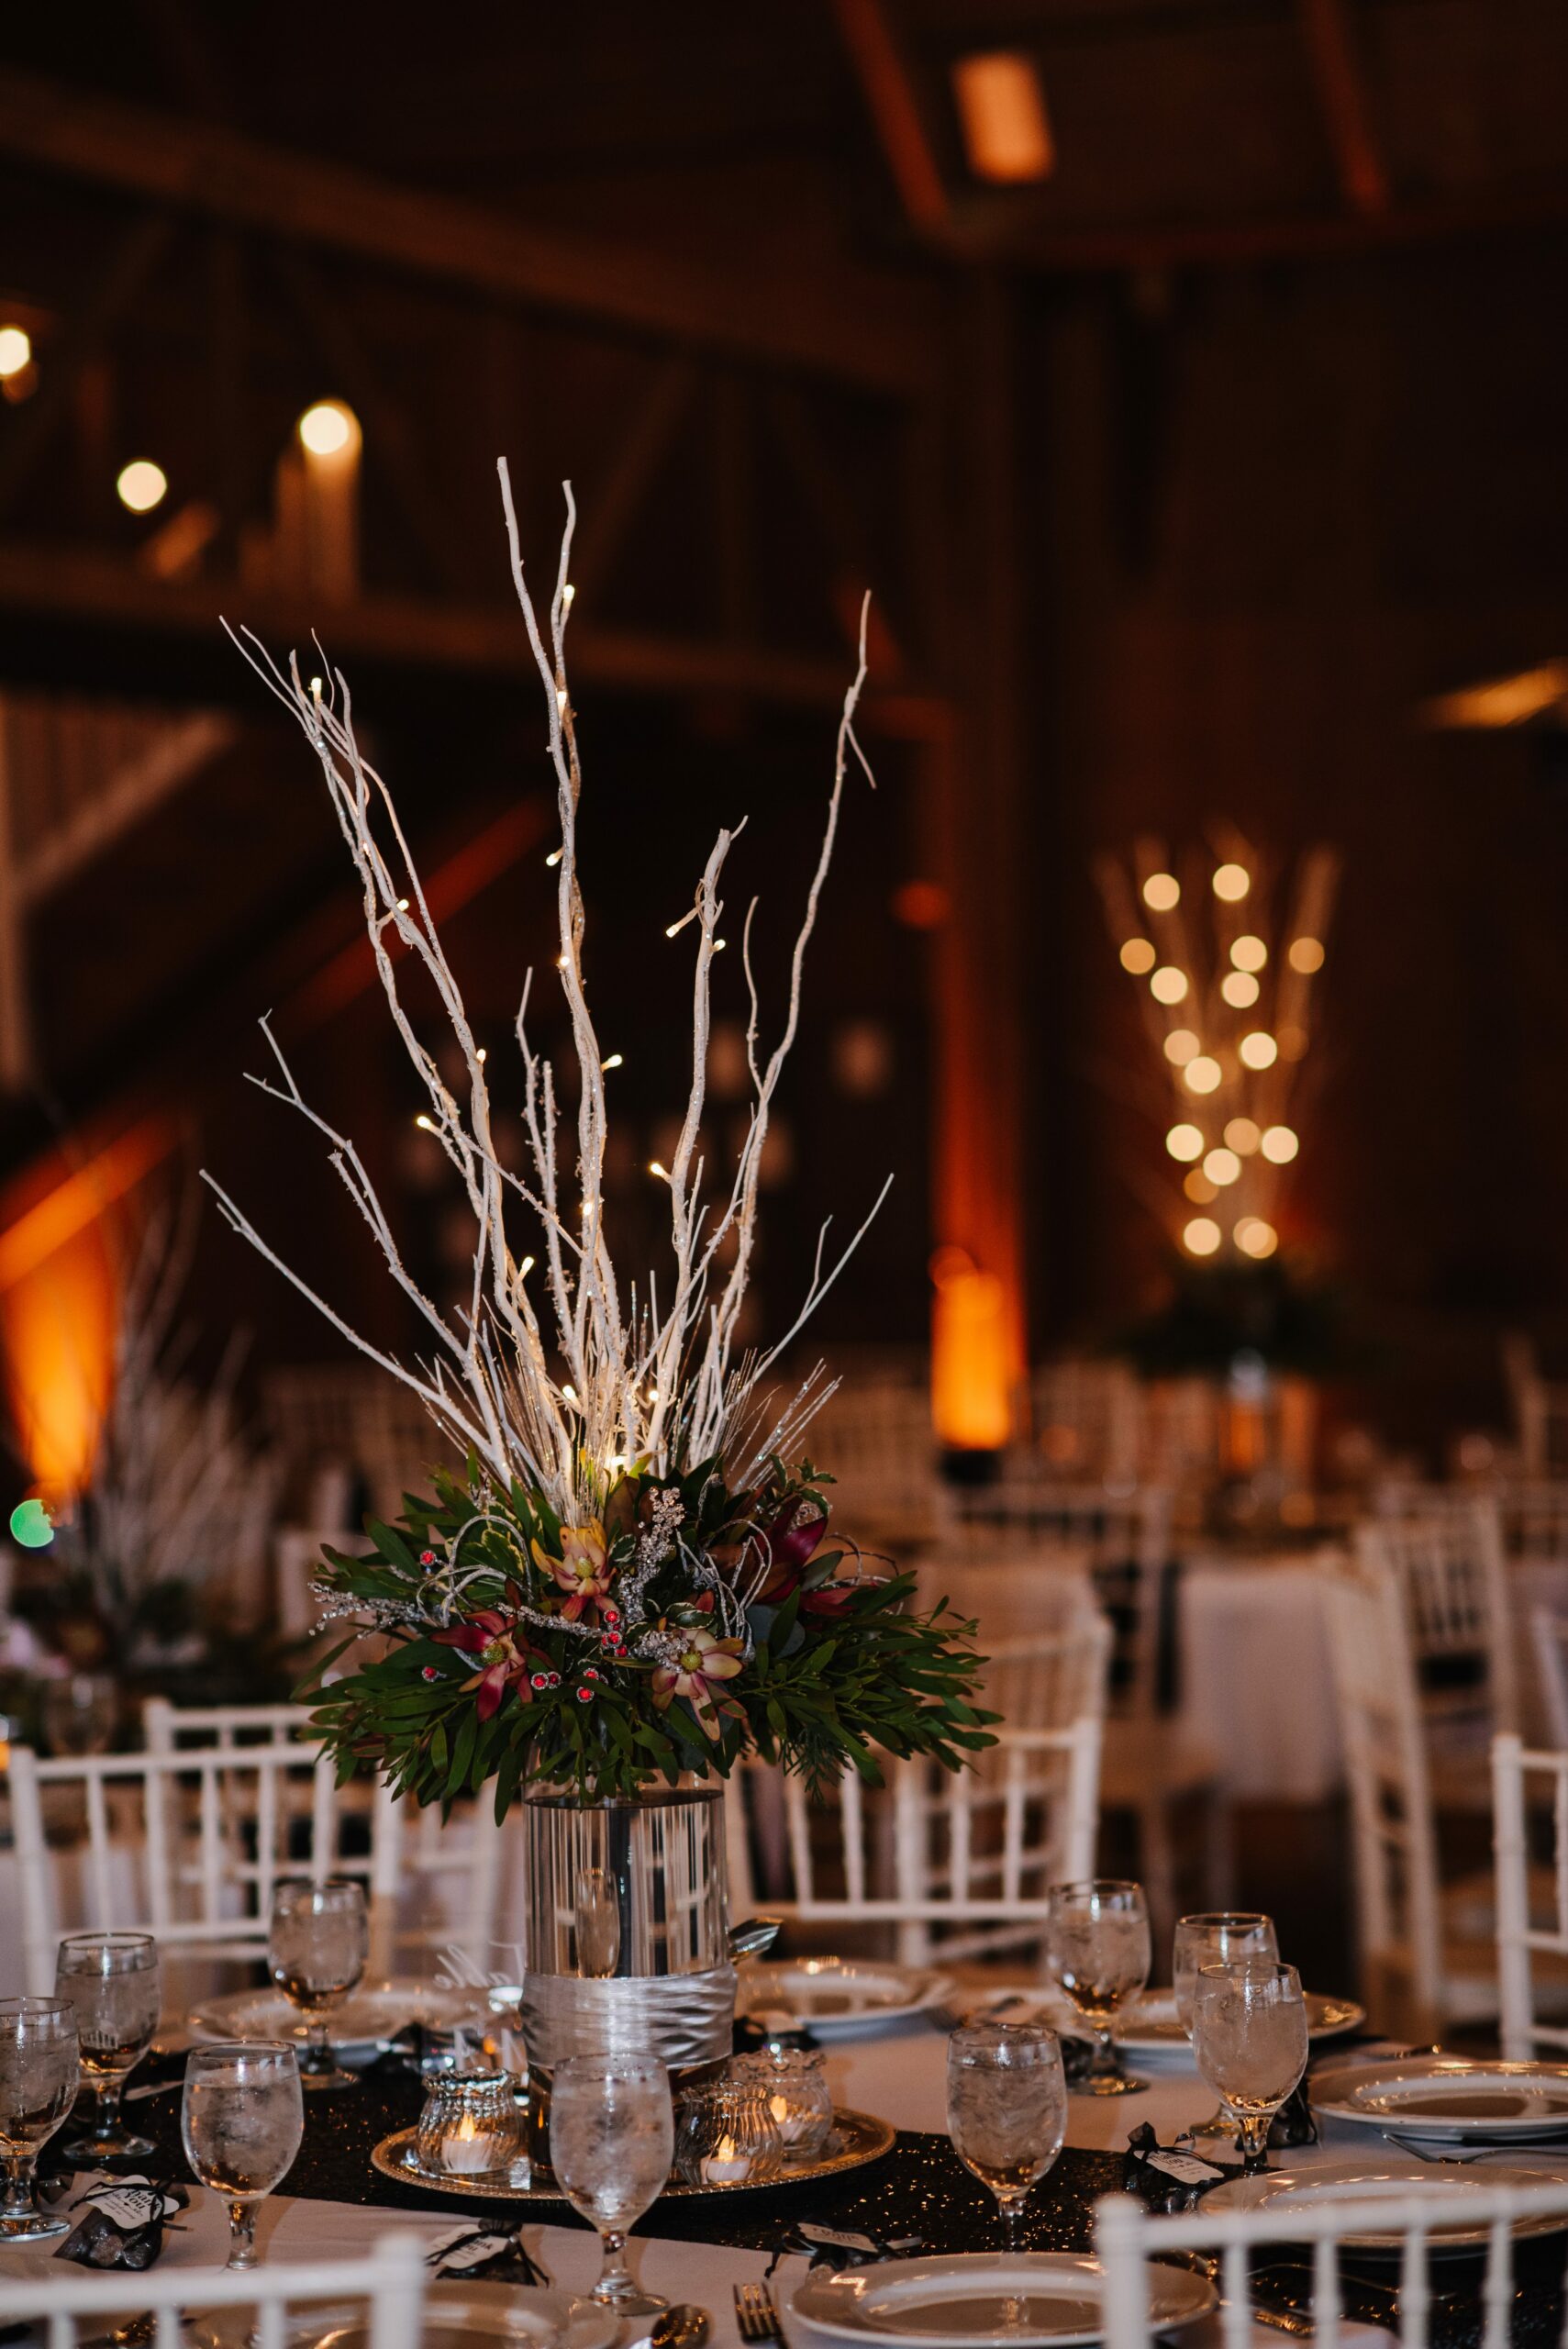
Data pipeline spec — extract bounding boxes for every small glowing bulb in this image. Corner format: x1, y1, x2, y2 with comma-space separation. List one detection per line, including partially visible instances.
1230, 935, 1268, 974
0, 325, 32, 379
309, 675, 324, 700
1204, 1147, 1241, 1186
1184, 1170, 1218, 1204
664, 923, 681, 940
1239, 1030, 1278, 1070
1289, 936, 1325, 974
1225, 1118, 1262, 1156
562, 1385, 577, 1404
396, 896, 410, 912
1119, 939, 1156, 974
1184, 1056, 1221, 1095
415, 1114, 435, 1131
1163, 1029, 1199, 1066
649, 1160, 669, 1181
476, 1047, 487, 1063
1261, 1124, 1298, 1163
562, 583, 576, 607
117, 459, 167, 513
602, 1053, 623, 1070
1221, 971, 1259, 1008
1213, 863, 1251, 902
1235, 1217, 1278, 1259
556, 688, 567, 714
556, 954, 568, 970
1142, 872, 1180, 912
713, 938, 728, 952
1166, 1123, 1205, 1163
518, 1255, 535, 1276
1150, 965, 1188, 1005
546, 849, 563, 867
298, 400, 358, 456
1184, 1216, 1221, 1257
648, 1387, 660, 1403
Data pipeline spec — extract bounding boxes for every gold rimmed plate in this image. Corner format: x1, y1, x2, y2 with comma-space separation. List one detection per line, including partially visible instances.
370, 2105, 895, 2200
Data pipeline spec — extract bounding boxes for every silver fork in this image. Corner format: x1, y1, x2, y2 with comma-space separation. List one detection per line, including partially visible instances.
733, 2282, 784, 2343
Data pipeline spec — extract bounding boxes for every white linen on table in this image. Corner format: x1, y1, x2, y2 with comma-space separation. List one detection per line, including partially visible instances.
1175, 1556, 1341, 1804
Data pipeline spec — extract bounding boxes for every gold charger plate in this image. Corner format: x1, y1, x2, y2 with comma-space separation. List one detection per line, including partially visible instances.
371, 2106, 895, 2200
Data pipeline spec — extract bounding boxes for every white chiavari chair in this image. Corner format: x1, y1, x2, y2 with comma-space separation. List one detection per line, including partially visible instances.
809, 1380, 940, 1553
1492, 1730, 1568, 2060
0, 2230, 427, 2349
1506, 1333, 1568, 1479
1532, 1608, 1568, 1749
727, 1720, 1101, 1973
142, 1699, 317, 1751
7, 1740, 347, 1995
1320, 1545, 1505, 2037
1095, 2173, 1568, 2349
1355, 1499, 1519, 1784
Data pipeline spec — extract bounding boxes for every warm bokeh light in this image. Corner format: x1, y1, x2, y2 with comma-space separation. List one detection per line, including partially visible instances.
1166, 1123, 1205, 1162
1184, 1217, 1221, 1256
892, 879, 950, 930
1150, 964, 1188, 1004
1230, 935, 1268, 973
1212, 863, 1251, 901
1235, 1217, 1279, 1259
298, 399, 361, 457
1203, 1148, 1241, 1186
1288, 936, 1325, 974
1239, 1030, 1278, 1069
1262, 1124, 1299, 1163
1220, 971, 1260, 1008
1163, 1029, 1199, 1065
951, 50, 1054, 184
1225, 1118, 1262, 1155
930, 1246, 1011, 1449
1184, 1056, 1221, 1094
1184, 1171, 1218, 1204
1119, 938, 1156, 974
116, 459, 168, 514
0, 325, 31, 379
1277, 1023, 1308, 1060
1142, 872, 1180, 912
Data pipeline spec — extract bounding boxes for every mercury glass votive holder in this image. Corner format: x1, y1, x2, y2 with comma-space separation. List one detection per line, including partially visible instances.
732, 2045, 834, 2164
415, 2068, 522, 2177
674, 2073, 784, 2188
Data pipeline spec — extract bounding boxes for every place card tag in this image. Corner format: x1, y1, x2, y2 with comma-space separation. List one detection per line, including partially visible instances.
82, 2186, 183, 2229
438, 2232, 518, 2274
1140, 2151, 1227, 2188
425, 2224, 548, 2287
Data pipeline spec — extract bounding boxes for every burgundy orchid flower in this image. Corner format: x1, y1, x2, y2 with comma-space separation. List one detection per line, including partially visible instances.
432, 1609, 543, 1721
751, 1501, 828, 1603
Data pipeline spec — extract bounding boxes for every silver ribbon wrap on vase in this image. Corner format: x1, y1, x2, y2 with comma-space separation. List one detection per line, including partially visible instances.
518, 1784, 734, 2074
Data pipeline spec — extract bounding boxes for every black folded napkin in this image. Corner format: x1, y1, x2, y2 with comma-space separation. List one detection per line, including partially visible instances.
1122, 2122, 1230, 2212
56, 2177, 188, 2271
1267, 2081, 1318, 2149
425, 2224, 550, 2286
763, 2222, 925, 2279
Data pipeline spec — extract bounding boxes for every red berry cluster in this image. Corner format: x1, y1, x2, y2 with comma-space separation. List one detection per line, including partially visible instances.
421, 1664, 440, 1682
419, 1549, 437, 1565
528, 1670, 563, 1691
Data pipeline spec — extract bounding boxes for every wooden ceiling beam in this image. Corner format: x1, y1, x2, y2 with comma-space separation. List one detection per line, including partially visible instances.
0, 537, 951, 734
0, 63, 935, 395
828, 0, 953, 239
1296, 0, 1390, 216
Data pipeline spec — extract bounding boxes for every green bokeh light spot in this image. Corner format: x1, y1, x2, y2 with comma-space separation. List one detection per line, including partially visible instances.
9, 1498, 55, 1549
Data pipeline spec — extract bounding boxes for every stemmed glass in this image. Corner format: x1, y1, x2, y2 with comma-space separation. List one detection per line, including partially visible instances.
1173, 1912, 1277, 2141
268, 1878, 368, 2091
550, 2051, 673, 2315
56, 1932, 162, 2161
948, 2021, 1067, 2251
182, 2042, 304, 2270
1047, 1879, 1151, 2096
43, 1675, 117, 1756
1192, 1959, 1308, 2171
0, 1998, 78, 2242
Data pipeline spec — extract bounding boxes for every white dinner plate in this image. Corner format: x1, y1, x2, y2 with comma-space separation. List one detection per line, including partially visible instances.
786, 2253, 1216, 2349
1108, 1988, 1364, 2053
302, 2283, 616, 2349
738, 1958, 953, 2037
187, 1978, 487, 2049
1207, 2154, 1568, 2252
1313, 2056, 1568, 2140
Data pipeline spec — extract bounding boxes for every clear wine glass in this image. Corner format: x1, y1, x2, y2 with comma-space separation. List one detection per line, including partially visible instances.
268, 1878, 368, 2091
55, 1932, 161, 2161
1192, 1959, 1308, 2170
182, 2042, 304, 2270
550, 2051, 673, 2316
0, 1997, 79, 2242
1173, 1913, 1276, 2140
1047, 1879, 1151, 2096
948, 2021, 1067, 2252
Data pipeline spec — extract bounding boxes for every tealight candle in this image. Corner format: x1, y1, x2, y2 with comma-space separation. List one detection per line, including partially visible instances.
442, 2111, 499, 2174
699, 2132, 751, 2187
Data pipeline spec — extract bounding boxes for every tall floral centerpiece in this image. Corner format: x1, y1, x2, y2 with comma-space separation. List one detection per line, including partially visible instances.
206, 465, 988, 2082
